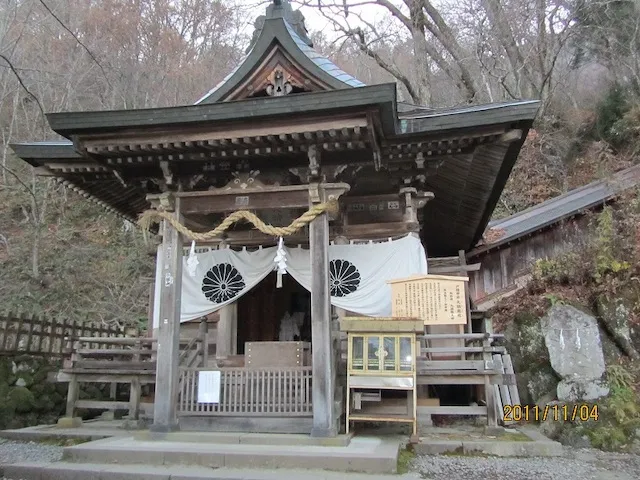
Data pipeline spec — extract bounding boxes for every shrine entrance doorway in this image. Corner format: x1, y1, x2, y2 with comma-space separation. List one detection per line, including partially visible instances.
237, 272, 311, 353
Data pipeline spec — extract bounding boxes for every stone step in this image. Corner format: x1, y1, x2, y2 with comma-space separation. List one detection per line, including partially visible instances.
59, 435, 401, 474
2, 462, 423, 480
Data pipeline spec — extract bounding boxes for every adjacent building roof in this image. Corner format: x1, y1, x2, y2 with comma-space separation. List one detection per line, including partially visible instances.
470, 163, 640, 255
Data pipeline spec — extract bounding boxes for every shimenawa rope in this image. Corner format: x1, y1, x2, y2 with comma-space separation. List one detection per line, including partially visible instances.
137, 200, 338, 242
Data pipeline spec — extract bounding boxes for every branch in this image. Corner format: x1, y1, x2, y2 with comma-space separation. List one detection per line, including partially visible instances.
37, 0, 112, 90
311, 4, 422, 102
0, 164, 40, 223
351, 27, 421, 102
0, 54, 46, 121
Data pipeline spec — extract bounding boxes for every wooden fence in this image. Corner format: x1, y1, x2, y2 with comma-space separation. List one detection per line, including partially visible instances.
178, 366, 313, 416
0, 311, 133, 356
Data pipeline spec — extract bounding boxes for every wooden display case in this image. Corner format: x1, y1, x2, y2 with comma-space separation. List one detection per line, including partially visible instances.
340, 317, 422, 437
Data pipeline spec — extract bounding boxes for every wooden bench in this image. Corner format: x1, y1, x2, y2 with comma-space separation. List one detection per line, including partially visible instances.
60, 337, 158, 420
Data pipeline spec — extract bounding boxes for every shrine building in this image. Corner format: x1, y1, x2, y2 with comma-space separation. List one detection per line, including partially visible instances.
11, 0, 538, 437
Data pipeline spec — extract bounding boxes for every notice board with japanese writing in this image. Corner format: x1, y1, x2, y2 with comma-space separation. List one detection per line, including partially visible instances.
388, 274, 469, 325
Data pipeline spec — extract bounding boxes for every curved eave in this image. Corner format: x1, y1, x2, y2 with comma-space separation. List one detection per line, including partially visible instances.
10, 142, 145, 223
18, 97, 540, 255
194, 16, 364, 105
46, 84, 398, 138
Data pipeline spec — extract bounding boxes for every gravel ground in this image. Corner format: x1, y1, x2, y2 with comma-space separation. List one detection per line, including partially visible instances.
412, 448, 640, 480
0, 438, 639, 479
0, 438, 63, 466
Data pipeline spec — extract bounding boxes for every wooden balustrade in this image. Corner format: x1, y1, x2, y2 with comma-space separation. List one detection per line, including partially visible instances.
0, 311, 129, 356
178, 366, 313, 416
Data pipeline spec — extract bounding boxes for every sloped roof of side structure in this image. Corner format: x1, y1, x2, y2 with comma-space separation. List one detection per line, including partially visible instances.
470, 163, 640, 255
195, 0, 364, 104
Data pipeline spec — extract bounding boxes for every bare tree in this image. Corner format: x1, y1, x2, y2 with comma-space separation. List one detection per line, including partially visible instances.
297, 0, 480, 105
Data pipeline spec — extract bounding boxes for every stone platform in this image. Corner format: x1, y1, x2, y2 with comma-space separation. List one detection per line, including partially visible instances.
415, 426, 564, 457
2, 432, 404, 479
1, 422, 565, 480
2, 463, 423, 480
0, 419, 134, 442
60, 433, 400, 473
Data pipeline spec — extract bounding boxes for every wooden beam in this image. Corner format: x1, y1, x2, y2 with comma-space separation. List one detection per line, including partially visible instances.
309, 187, 337, 437
366, 112, 383, 170
151, 196, 183, 433
80, 116, 368, 149
181, 189, 310, 214
180, 221, 422, 247
342, 222, 419, 238
216, 302, 237, 361
497, 129, 523, 143
149, 184, 351, 215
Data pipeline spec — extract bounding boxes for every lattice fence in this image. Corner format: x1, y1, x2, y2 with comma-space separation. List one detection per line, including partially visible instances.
0, 311, 135, 356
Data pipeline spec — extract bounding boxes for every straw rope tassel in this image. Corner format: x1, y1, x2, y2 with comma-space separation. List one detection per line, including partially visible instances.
138, 200, 338, 242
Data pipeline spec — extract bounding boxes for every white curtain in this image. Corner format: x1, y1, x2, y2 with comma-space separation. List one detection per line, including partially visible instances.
153, 234, 428, 328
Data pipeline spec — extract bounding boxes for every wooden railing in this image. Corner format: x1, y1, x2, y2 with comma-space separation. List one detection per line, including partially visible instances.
178, 367, 313, 416
0, 311, 130, 356
63, 337, 157, 371
178, 319, 209, 368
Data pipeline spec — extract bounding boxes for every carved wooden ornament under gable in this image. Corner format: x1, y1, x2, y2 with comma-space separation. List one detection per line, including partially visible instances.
228, 47, 329, 101
260, 65, 304, 97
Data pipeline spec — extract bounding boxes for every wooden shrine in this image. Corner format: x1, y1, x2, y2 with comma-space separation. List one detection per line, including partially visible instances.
11, 0, 538, 437
341, 317, 422, 437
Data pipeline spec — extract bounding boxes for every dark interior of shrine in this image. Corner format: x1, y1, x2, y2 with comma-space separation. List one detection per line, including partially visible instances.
236, 272, 311, 354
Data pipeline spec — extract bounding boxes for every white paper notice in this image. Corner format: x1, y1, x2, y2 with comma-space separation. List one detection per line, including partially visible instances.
197, 371, 221, 403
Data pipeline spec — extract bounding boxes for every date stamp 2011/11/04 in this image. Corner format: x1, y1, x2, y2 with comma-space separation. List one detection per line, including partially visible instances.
503, 404, 599, 422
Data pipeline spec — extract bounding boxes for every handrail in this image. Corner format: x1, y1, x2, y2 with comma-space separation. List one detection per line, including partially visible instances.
179, 336, 199, 364
418, 333, 504, 340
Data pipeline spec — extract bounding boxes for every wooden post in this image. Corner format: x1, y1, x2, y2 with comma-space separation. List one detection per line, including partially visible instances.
309, 188, 337, 437
459, 250, 473, 335
483, 335, 498, 428
129, 377, 141, 420
217, 303, 237, 360
65, 376, 79, 418
199, 318, 209, 367
147, 282, 156, 337
151, 195, 183, 433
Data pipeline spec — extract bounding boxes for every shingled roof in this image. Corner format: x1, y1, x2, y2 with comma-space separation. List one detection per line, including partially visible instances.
195, 0, 364, 104
471, 163, 640, 255
10, 2, 540, 255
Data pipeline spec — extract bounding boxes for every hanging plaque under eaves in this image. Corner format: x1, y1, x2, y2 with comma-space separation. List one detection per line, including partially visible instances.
387, 274, 469, 325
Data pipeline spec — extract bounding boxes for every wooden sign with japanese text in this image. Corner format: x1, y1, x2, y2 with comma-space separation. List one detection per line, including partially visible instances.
342, 194, 404, 224
388, 274, 468, 325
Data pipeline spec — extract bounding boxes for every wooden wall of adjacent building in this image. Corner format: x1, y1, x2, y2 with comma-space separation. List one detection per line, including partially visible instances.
467, 217, 588, 309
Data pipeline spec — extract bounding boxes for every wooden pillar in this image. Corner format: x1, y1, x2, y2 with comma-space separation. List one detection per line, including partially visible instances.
217, 303, 237, 360
199, 318, 209, 367
151, 196, 183, 432
310, 191, 337, 437
147, 281, 156, 337
65, 376, 78, 418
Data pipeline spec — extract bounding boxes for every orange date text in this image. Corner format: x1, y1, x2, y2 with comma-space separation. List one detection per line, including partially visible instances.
503, 404, 599, 422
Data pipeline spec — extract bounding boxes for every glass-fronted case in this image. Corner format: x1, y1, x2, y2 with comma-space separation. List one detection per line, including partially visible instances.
348, 334, 416, 375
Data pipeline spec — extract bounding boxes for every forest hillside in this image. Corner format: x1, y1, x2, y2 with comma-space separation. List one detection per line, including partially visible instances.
0, 0, 639, 328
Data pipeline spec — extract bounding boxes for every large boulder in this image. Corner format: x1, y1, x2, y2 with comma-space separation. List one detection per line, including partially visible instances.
503, 311, 559, 405
596, 292, 639, 360
540, 304, 609, 402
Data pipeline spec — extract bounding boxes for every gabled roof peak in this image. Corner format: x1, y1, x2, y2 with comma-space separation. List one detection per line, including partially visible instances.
247, 0, 312, 53
195, 0, 364, 104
